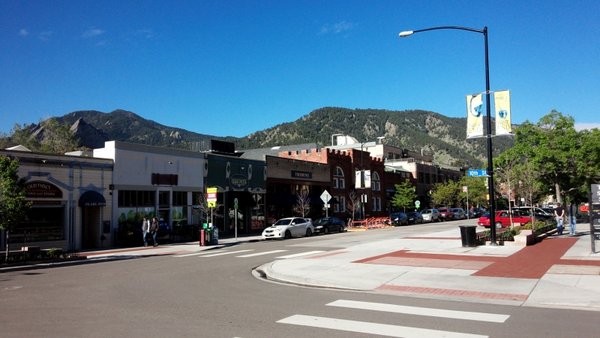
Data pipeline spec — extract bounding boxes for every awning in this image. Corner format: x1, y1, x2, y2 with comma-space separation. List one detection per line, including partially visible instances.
79, 190, 106, 207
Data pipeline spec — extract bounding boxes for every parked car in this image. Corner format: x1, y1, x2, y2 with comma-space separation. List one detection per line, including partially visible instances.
262, 217, 314, 239
468, 207, 485, 218
313, 216, 346, 234
406, 211, 423, 224
450, 208, 467, 220
477, 210, 534, 228
438, 207, 454, 221
512, 206, 554, 219
421, 209, 440, 222
390, 212, 408, 226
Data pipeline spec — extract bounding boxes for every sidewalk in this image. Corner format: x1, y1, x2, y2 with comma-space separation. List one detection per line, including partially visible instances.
259, 229, 600, 312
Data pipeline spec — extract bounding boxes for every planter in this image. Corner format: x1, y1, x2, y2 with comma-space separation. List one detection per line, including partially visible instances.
514, 229, 536, 246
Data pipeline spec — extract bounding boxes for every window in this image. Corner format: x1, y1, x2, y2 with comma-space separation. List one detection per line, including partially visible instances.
372, 171, 381, 191
373, 197, 382, 212
173, 191, 187, 206
338, 196, 346, 212
333, 166, 345, 189
118, 190, 155, 207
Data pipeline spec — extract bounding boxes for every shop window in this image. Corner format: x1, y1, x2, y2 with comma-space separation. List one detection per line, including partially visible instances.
173, 191, 187, 206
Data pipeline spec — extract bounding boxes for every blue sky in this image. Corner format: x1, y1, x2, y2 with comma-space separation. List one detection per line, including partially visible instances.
1, 0, 599, 137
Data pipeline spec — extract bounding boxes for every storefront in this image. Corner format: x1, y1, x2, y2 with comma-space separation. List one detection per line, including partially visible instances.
0, 149, 113, 251
93, 141, 206, 246
205, 153, 266, 236
265, 156, 330, 221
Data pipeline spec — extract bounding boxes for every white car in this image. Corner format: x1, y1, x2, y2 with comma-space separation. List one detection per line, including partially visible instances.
262, 217, 314, 239
421, 208, 440, 222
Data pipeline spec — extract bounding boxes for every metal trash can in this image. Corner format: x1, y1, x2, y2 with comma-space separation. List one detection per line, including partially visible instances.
459, 225, 477, 247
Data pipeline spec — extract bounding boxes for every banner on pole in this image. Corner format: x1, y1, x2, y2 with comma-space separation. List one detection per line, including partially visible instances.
466, 93, 484, 139
494, 90, 512, 135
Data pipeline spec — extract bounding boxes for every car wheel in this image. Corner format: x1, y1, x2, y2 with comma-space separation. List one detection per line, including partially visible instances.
284, 230, 292, 239
305, 228, 312, 237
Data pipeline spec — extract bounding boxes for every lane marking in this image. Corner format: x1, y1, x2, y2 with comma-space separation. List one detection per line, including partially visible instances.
277, 315, 487, 338
236, 250, 288, 258
327, 299, 509, 323
200, 249, 253, 257
173, 251, 226, 258
276, 251, 325, 259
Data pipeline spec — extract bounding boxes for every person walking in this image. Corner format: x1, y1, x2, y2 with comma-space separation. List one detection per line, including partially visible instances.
569, 202, 577, 236
554, 203, 565, 236
141, 217, 150, 247
150, 217, 159, 247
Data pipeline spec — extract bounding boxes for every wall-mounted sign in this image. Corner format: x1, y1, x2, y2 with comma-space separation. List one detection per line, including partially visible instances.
230, 174, 248, 189
291, 170, 312, 179
25, 181, 63, 198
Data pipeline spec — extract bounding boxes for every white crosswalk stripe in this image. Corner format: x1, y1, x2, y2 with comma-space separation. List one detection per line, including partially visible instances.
200, 249, 254, 257
327, 299, 509, 323
277, 315, 488, 338
236, 250, 288, 258
277, 299, 510, 337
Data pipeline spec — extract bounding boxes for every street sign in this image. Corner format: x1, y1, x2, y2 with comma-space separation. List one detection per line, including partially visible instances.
467, 169, 488, 177
207, 187, 217, 208
320, 190, 332, 203
415, 200, 420, 208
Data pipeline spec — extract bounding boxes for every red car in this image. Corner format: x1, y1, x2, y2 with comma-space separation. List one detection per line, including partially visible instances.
477, 210, 533, 228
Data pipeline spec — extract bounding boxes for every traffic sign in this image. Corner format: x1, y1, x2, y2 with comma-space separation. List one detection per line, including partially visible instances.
415, 200, 420, 208
320, 190, 332, 203
467, 169, 488, 177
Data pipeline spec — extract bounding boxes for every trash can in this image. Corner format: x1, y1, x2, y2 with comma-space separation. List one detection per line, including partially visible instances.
459, 225, 477, 247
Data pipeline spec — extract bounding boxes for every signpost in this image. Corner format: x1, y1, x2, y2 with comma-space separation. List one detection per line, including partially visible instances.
414, 200, 420, 210
320, 190, 332, 217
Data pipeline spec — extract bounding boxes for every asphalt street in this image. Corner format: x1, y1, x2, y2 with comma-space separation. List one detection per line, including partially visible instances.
1, 220, 599, 337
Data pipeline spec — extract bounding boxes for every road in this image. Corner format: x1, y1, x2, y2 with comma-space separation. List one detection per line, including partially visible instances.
1, 220, 598, 337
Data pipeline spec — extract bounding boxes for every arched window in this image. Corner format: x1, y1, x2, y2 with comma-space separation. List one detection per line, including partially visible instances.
372, 171, 381, 191
334, 166, 345, 189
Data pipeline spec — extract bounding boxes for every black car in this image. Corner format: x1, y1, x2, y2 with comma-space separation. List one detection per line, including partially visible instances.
406, 211, 423, 224
390, 212, 408, 226
313, 217, 347, 234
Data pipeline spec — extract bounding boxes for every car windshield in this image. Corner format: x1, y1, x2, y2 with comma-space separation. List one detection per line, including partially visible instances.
422, 210, 431, 214
314, 218, 329, 225
274, 219, 292, 226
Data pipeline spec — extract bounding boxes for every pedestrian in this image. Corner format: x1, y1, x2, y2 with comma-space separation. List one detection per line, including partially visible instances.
141, 217, 150, 247
150, 217, 159, 247
554, 203, 565, 235
569, 202, 577, 236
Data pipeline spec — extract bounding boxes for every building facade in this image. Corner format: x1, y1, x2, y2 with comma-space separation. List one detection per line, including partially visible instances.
1, 149, 113, 251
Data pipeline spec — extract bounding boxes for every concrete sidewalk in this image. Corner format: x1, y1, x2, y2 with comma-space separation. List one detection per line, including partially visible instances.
259, 229, 600, 312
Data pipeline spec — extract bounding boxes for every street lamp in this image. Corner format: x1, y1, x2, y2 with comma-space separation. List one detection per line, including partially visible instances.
399, 26, 497, 244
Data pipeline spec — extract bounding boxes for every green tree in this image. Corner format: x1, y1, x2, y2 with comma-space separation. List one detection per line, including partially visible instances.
457, 176, 488, 210
430, 180, 460, 208
0, 156, 31, 262
391, 180, 416, 212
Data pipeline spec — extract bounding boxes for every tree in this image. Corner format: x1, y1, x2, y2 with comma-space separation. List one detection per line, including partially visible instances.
293, 189, 311, 217
457, 176, 488, 210
431, 180, 460, 208
391, 180, 416, 212
0, 156, 31, 262
346, 190, 360, 224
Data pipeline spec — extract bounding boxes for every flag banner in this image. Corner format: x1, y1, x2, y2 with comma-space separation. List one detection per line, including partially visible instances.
494, 90, 512, 135
466, 93, 484, 139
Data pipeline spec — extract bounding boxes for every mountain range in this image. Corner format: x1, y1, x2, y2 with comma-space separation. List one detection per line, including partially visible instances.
21, 108, 515, 168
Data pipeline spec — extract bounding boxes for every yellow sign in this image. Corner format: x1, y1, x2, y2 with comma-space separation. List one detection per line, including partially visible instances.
207, 187, 217, 208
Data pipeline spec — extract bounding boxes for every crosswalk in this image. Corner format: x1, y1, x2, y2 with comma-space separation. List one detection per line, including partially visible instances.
172, 248, 325, 259
277, 299, 510, 337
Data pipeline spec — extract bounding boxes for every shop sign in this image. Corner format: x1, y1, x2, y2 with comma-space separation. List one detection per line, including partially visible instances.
25, 181, 63, 198
230, 174, 248, 189
291, 170, 312, 179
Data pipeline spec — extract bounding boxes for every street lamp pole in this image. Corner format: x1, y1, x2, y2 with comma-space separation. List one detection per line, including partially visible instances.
399, 25, 497, 244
